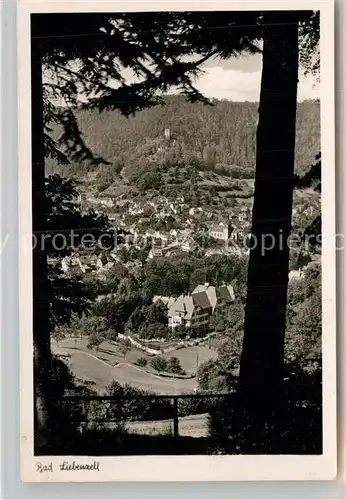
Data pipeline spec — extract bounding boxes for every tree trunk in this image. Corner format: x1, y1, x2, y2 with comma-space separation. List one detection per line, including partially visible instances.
239, 14, 299, 418
31, 38, 52, 432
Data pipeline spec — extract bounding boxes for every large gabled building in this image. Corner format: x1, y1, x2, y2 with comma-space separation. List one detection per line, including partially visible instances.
153, 283, 235, 333
192, 283, 235, 319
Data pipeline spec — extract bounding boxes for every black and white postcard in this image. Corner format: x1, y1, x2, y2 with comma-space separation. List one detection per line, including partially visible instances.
18, 0, 336, 481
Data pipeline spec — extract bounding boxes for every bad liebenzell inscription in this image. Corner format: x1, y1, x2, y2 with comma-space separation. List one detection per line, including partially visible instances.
36, 461, 100, 473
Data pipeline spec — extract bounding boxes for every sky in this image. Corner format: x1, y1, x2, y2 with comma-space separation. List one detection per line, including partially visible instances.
194, 52, 320, 102
119, 51, 319, 102
195, 53, 320, 102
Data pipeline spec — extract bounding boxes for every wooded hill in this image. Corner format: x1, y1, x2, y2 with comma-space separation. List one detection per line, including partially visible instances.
47, 95, 320, 184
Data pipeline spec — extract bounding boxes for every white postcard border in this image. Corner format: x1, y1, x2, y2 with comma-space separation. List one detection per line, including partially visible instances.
18, 0, 336, 482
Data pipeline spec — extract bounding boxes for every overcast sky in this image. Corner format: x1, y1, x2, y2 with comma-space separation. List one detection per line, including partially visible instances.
119, 51, 319, 102
195, 52, 319, 102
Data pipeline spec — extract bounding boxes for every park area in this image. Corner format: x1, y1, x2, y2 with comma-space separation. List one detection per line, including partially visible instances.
52, 336, 218, 394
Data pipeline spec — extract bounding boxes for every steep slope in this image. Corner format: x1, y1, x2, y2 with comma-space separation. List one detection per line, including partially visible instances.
46, 95, 320, 182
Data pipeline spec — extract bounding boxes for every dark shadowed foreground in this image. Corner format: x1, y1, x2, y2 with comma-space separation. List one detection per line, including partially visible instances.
35, 359, 322, 456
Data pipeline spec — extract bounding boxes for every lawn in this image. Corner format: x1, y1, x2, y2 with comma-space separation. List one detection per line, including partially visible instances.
53, 336, 218, 371
52, 337, 218, 394
127, 413, 209, 438
165, 345, 218, 372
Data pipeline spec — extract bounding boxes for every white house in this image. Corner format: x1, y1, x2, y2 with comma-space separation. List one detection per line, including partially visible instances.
147, 247, 163, 259
208, 222, 230, 242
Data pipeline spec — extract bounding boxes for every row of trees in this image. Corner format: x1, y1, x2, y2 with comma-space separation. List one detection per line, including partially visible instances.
137, 356, 185, 375
75, 251, 248, 303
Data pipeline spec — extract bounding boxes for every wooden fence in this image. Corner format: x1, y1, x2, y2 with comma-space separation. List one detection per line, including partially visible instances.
57, 393, 230, 438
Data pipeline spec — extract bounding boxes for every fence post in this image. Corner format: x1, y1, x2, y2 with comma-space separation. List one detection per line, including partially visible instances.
173, 397, 179, 438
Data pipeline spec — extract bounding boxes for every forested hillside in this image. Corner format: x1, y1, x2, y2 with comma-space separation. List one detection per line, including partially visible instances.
47, 96, 320, 182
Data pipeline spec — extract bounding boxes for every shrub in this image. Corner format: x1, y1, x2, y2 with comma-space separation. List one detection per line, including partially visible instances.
138, 322, 169, 340
178, 393, 219, 418
105, 381, 172, 421
136, 356, 148, 367
174, 324, 187, 339
197, 359, 221, 391
137, 171, 162, 191
168, 356, 183, 374
210, 317, 226, 333
150, 356, 168, 372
